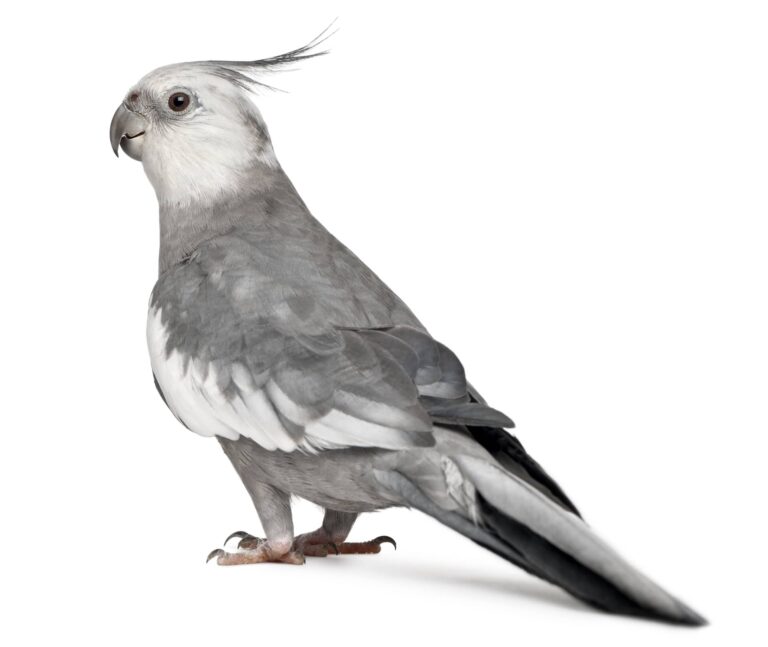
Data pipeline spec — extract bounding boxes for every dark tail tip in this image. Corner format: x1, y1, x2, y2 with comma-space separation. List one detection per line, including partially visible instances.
477, 495, 706, 627
670, 604, 708, 627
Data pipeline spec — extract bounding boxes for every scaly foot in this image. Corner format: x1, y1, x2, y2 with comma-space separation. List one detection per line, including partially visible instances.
207, 530, 396, 564
206, 537, 305, 565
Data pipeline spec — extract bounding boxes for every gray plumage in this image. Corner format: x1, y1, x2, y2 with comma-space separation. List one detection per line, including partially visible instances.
110, 33, 705, 626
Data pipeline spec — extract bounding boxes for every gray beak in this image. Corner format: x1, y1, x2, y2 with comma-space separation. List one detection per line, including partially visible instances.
110, 103, 148, 160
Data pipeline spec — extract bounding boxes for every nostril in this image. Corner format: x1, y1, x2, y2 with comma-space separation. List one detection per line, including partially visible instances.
129, 92, 139, 103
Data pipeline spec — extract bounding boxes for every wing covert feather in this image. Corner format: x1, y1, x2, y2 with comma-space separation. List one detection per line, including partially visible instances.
148, 239, 515, 453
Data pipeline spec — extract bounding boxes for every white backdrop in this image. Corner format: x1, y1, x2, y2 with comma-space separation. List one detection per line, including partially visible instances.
1, 1, 766, 645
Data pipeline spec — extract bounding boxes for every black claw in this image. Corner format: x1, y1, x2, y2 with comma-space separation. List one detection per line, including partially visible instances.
224, 530, 252, 545
238, 536, 263, 549
206, 548, 224, 563
329, 542, 340, 555
373, 535, 397, 550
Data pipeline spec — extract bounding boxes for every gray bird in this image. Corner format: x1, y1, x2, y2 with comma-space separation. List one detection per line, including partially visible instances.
110, 32, 704, 625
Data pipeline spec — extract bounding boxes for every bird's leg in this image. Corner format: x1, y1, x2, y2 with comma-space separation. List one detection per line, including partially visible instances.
223, 509, 397, 558
294, 510, 357, 549
208, 482, 304, 565
294, 509, 397, 556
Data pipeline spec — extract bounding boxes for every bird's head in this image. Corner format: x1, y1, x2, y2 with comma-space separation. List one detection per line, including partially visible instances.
110, 30, 330, 208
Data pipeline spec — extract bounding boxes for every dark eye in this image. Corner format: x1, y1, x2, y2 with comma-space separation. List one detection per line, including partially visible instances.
168, 92, 190, 112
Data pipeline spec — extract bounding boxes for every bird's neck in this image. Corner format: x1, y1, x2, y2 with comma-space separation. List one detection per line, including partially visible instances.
156, 163, 310, 275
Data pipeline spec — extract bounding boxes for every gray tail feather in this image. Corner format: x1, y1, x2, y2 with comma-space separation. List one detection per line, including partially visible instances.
375, 460, 706, 626
474, 494, 704, 624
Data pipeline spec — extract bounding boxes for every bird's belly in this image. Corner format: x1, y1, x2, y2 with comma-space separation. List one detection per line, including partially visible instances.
219, 436, 399, 513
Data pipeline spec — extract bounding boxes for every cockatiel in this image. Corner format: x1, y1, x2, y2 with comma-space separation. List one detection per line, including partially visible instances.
110, 32, 704, 625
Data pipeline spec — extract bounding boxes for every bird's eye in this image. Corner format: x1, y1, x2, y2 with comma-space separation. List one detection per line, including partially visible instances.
168, 92, 191, 112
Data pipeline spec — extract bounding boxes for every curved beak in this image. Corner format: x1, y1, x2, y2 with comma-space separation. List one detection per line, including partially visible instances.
110, 103, 148, 160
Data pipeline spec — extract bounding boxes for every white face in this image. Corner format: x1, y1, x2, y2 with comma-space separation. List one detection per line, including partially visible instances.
111, 63, 277, 208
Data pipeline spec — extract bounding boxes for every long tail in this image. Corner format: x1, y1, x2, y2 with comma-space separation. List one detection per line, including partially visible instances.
374, 439, 705, 626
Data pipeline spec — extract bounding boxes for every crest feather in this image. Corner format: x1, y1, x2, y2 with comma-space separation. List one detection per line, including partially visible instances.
207, 23, 335, 92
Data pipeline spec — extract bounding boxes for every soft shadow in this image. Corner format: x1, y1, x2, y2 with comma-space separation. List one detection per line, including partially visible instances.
344, 558, 588, 615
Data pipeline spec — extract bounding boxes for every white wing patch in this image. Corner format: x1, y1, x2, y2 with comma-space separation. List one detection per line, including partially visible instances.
147, 307, 299, 450
147, 307, 429, 452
